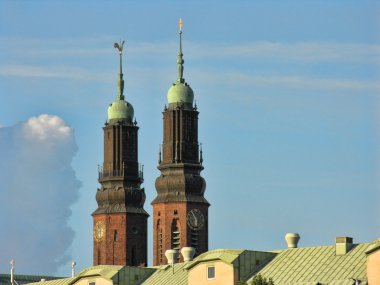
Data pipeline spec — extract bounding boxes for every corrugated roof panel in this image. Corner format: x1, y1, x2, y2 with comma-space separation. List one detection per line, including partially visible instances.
246, 243, 369, 285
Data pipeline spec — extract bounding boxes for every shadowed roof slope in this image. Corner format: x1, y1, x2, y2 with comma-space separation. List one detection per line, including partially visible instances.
141, 263, 188, 285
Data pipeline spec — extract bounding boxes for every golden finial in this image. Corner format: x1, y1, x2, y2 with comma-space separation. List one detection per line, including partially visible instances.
179, 18, 183, 32
177, 18, 184, 82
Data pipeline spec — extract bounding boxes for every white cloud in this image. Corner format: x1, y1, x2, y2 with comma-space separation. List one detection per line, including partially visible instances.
0, 37, 378, 94
0, 63, 378, 94
0, 64, 113, 82
0, 115, 81, 274
23, 114, 72, 140
188, 41, 380, 63
1, 37, 379, 63
191, 71, 380, 93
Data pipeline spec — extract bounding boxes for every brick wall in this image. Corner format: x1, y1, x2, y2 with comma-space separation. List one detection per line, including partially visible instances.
153, 202, 208, 265
93, 213, 147, 266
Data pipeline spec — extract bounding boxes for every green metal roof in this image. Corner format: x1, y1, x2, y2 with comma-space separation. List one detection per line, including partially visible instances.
140, 249, 276, 285
185, 249, 243, 269
18, 241, 375, 285
112, 267, 155, 285
167, 82, 194, 106
0, 274, 63, 285
25, 265, 155, 285
141, 263, 188, 285
236, 250, 278, 281
25, 266, 123, 285
246, 243, 371, 285
76, 265, 123, 280
107, 100, 134, 123
26, 277, 74, 285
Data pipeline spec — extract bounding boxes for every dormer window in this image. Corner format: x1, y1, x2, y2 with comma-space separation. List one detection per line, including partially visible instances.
207, 266, 215, 280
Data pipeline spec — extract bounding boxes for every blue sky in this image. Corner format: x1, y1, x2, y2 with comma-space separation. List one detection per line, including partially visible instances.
0, 0, 379, 276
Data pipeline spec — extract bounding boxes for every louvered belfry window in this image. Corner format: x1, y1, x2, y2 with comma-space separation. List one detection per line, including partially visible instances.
171, 219, 181, 250
157, 220, 163, 263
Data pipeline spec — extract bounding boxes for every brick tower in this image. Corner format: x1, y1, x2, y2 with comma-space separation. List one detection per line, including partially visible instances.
152, 19, 210, 266
93, 41, 148, 267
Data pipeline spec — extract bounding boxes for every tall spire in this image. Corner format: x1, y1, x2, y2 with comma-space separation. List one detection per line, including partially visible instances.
177, 18, 185, 83
114, 40, 125, 100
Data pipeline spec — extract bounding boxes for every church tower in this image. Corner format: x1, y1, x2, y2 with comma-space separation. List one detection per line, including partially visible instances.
92, 41, 148, 267
152, 19, 210, 266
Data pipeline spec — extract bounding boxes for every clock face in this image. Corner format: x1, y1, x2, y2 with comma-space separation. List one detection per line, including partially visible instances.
187, 209, 205, 230
94, 221, 105, 242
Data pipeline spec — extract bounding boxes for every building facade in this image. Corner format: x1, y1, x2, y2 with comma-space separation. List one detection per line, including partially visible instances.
92, 41, 148, 267
152, 20, 210, 265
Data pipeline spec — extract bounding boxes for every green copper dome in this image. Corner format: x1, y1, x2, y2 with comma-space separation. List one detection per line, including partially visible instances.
107, 99, 134, 122
167, 82, 194, 105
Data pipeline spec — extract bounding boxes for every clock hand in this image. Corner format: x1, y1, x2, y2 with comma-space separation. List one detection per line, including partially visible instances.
191, 212, 198, 226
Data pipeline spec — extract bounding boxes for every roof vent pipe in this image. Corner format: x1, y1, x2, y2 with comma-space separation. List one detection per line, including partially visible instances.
165, 249, 179, 265
285, 233, 300, 248
181, 247, 195, 262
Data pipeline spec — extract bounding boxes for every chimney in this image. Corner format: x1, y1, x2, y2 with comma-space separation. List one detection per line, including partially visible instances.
335, 237, 354, 255
181, 247, 195, 262
165, 249, 179, 265
285, 233, 300, 248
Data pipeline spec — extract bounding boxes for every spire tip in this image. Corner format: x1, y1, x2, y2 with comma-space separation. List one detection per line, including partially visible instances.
177, 20, 184, 82
179, 18, 183, 33
114, 40, 125, 100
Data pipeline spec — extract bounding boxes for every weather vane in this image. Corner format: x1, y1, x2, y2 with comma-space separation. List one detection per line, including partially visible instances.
114, 39, 125, 99
179, 18, 183, 33
114, 40, 125, 54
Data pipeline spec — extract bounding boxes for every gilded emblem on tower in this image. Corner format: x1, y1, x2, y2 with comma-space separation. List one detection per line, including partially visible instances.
94, 221, 105, 242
